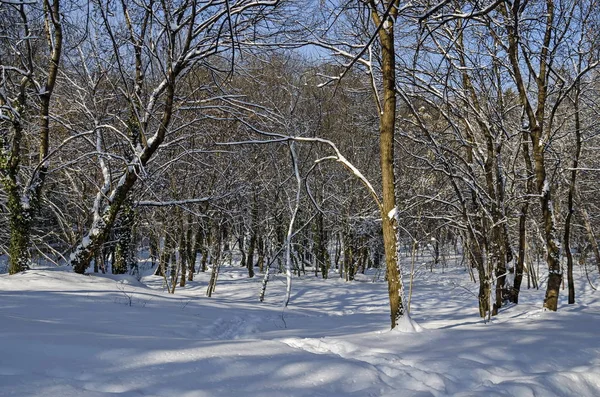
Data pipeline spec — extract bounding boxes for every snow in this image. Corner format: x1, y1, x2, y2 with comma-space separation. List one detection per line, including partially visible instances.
542, 179, 550, 196
1, 263, 600, 396
387, 207, 398, 220
20, 194, 31, 211
392, 313, 423, 333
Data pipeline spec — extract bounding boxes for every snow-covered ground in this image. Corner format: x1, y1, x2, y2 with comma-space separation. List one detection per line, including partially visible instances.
1, 261, 600, 396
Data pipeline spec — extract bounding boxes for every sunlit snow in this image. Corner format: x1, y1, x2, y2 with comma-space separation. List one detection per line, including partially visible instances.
1, 258, 600, 396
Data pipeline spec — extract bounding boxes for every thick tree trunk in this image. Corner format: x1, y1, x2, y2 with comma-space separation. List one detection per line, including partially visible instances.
376, 5, 404, 328
113, 198, 135, 274
1, 115, 28, 274
71, 169, 139, 274
533, 142, 562, 311
8, 205, 31, 275
1, 1, 62, 275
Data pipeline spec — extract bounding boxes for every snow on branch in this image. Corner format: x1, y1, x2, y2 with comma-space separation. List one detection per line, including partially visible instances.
293, 136, 382, 211
135, 197, 214, 207
219, 131, 382, 211
418, 0, 504, 24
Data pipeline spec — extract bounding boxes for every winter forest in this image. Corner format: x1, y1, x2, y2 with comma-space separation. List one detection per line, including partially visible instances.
1, 0, 600, 396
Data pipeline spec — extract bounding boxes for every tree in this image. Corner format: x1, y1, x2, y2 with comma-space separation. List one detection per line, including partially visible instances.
69, 0, 283, 273
496, 0, 599, 310
299, 0, 407, 328
0, 0, 62, 274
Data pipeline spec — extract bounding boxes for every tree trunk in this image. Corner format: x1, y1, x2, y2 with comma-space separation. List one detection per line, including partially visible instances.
375, 2, 404, 328
513, 202, 528, 304
169, 249, 178, 294
467, 227, 490, 318
71, 58, 178, 274
180, 240, 187, 288
534, 143, 562, 311
314, 213, 325, 277
257, 235, 265, 273
1, 1, 62, 275
563, 87, 582, 305
239, 235, 247, 269
512, 130, 535, 304
505, 0, 562, 311
113, 198, 135, 275
7, 205, 31, 275
187, 225, 196, 281
1, 117, 29, 275
333, 233, 341, 271
344, 236, 354, 281
247, 231, 256, 278
200, 234, 209, 272
155, 235, 171, 277
206, 224, 222, 297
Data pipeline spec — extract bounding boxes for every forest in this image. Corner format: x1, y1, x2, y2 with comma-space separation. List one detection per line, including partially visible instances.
1, 0, 600, 329
3, 1, 600, 396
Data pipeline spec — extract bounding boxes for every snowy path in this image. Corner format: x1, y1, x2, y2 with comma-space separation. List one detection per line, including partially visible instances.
1, 266, 600, 396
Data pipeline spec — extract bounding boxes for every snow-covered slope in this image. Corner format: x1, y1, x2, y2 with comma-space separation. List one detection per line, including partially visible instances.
1, 265, 599, 396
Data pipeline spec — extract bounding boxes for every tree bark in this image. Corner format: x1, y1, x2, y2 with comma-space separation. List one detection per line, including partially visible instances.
372, 0, 404, 328
113, 198, 135, 274
247, 231, 256, 278
206, 225, 222, 297
187, 224, 196, 281
257, 235, 265, 273
512, 130, 535, 303
71, 76, 177, 274
1, 1, 62, 274
563, 86, 582, 305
